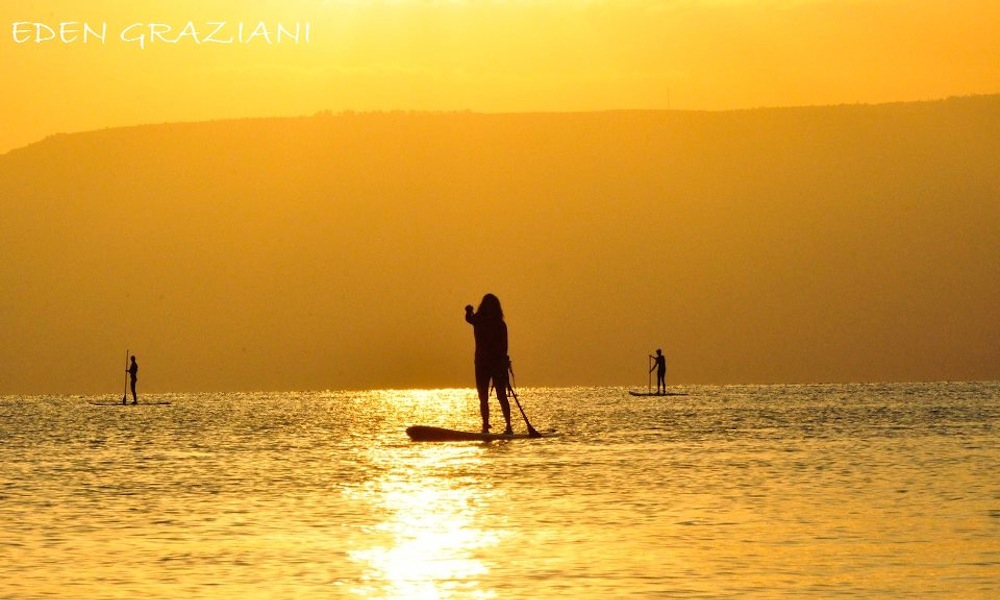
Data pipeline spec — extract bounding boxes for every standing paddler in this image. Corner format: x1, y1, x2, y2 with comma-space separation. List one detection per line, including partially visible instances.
650, 349, 666, 395
126, 355, 139, 405
465, 294, 513, 435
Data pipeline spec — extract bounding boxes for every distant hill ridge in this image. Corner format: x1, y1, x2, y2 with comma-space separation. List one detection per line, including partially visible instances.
6, 93, 1000, 158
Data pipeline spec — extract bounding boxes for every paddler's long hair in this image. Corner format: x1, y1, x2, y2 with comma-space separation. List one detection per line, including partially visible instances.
476, 293, 504, 320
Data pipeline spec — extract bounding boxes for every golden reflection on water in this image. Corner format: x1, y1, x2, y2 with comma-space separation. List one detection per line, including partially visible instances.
347, 390, 502, 599
7, 385, 993, 599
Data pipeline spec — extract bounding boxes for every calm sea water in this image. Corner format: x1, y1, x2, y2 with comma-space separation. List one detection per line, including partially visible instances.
1, 382, 997, 599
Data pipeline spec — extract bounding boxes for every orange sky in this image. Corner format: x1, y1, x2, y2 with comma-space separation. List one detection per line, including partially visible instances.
2, 0, 999, 154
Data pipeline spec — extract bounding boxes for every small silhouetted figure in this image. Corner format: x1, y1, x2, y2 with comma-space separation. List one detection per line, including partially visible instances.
650, 349, 666, 395
465, 294, 512, 434
127, 355, 138, 405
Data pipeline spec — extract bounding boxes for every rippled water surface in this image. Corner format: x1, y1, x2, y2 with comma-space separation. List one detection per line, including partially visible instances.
2, 382, 998, 598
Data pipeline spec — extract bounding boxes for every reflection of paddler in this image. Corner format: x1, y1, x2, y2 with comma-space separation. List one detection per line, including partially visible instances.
465, 294, 512, 435
127, 355, 138, 405
649, 349, 666, 395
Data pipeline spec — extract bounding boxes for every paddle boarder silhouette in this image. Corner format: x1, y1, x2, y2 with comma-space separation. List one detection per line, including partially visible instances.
127, 355, 138, 405
650, 349, 666, 395
465, 294, 512, 435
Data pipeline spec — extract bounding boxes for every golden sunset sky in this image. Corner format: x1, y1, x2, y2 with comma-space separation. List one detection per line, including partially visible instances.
1, 1, 998, 394
3, 0, 999, 154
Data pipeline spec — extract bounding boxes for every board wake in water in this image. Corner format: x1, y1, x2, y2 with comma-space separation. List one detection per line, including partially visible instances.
406, 425, 557, 442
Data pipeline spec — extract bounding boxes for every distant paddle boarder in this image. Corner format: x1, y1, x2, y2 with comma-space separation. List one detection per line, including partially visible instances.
126, 355, 138, 405
650, 349, 666, 395
465, 294, 513, 435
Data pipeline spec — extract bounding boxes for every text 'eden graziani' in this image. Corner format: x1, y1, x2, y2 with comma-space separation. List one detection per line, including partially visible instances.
11, 21, 312, 49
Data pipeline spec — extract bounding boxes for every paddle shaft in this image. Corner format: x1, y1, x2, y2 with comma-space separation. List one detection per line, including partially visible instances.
648, 354, 652, 394
122, 349, 128, 404
507, 362, 541, 438
506, 382, 541, 438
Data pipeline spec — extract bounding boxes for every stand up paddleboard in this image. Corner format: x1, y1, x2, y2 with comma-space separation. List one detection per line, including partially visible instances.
628, 391, 686, 397
88, 401, 172, 406
406, 425, 557, 442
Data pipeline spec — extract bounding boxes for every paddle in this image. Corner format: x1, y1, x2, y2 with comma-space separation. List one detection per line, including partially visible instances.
647, 353, 652, 395
506, 361, 541, 438
122, 349, 128, 405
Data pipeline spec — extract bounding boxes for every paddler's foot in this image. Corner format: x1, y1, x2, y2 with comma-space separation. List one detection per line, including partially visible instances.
503, 424, 513, 435
481, 423, 491, 434
131, 401, 137, 405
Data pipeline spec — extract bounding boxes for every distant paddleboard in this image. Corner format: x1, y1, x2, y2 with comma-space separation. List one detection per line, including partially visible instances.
628, 391, 686, 397
88, 401, 172, 406
406, 425, 557, 442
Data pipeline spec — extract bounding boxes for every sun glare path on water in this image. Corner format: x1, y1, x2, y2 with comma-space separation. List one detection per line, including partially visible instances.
339, 388, 504, 598
347, 448, 502, 598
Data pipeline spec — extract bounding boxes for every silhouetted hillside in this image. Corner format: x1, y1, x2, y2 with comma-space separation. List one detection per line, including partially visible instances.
2, 96, 998, 393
